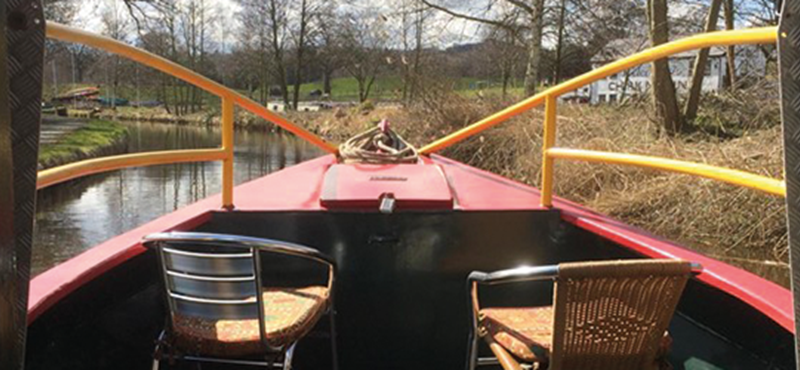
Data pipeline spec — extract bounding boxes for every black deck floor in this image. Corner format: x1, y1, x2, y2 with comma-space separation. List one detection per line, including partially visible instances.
25, 210, 796, 369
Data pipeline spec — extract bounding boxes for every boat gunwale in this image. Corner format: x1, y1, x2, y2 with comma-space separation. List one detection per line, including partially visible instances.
28, 155, 794, 335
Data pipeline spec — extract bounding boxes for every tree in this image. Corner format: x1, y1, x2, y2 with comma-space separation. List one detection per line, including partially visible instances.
397, 0, 430, 103
267, 0, 291, 107
314, 5, 344, 96
181, 0, 216, 112
291, 0, 314, 110
67, 43, 99, 84
421, 0, 546, 96
479, 26, 525, 98
43, 0, 77, 95
236, 0, 275, 105
553, 0, 568, 83
684, 0, 722, 122
341, 10, 388, 102
101, 1, 131, 110
648, 0, 682, 134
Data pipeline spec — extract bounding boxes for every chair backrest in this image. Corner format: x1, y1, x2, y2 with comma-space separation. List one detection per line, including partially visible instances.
549, 259, 692, 370
155, 241, 261, 321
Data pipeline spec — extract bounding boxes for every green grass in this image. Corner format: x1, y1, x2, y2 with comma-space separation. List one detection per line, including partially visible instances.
296, 76, 405, 101
45, 76, 527, 105
39, 120, 128, 165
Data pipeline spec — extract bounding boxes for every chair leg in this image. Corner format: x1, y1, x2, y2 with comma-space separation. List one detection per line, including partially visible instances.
329, 310, 339, 370
467, 328, 479, 370
486, 337, 523, 370
153, 330, 166, 370
282, 343, 297, 370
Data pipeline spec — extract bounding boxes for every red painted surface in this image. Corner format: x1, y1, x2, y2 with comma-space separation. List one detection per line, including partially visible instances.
28, 156, 336, 323
431, 155, 545, 210
320, 164, 452, 210
430, 154, 794, 332
29, 154, 794, 334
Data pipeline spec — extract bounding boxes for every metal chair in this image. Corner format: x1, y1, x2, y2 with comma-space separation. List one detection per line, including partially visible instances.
466, 259, 701, 370
143, 232, 338, 370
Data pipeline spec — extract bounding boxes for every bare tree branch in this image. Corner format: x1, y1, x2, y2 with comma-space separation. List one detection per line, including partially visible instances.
419, 0, 518, 31
502, 0, 535, 15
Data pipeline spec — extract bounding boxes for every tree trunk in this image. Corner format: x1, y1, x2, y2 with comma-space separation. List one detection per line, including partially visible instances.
684, 0, 722, 122
161, 75, 172, 115
648, 0, 682, 134
723, 0, 736, 89
323, 68, 332, 95
364, 75, 376, 102
502, 67, 510, 99
400, 5, 411, 103
522, 0, 545, 96
292, 0, 308, 110
410, 2, 424, 101
554, 0, 567, 84
268, 0, 290, 108
621, 70, 631, 101
357, 78, 366, 103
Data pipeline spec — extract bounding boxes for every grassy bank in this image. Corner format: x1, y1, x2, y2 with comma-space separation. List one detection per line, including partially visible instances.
40, 120, 129, 169
49, 77, 521, 107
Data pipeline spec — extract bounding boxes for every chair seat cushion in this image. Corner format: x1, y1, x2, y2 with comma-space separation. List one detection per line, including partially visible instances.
480, 306, 554, 362
172, 286, 329, 356
480, 305, 674, 366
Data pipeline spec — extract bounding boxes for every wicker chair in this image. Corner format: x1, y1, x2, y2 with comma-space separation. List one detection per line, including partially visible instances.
466, 259, 701, 370
143, 232, 338, 370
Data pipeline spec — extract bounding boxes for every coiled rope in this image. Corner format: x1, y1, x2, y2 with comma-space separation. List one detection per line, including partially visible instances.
339, 119, 419, 164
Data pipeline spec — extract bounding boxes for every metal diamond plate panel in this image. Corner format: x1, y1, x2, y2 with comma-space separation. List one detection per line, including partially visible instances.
0, 0, 44, 369
778, 0, 800, 367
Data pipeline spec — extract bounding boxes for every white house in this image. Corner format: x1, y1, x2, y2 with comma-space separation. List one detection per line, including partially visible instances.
266, 101, 332, 113
267, 102, 287, 112
587, 38, 730, 104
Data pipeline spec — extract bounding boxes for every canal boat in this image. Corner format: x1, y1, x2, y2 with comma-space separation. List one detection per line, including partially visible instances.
3, 2, 800, 370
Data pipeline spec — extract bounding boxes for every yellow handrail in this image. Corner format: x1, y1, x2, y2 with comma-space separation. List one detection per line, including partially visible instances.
546, 148, 786, 197
418, 26, 783, 206
37, 149, 227, 189
40, 22, 339, 209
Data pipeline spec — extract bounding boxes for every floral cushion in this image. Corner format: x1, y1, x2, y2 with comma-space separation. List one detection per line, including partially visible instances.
480, 306, 674, 366
480, 306, 554, 362
171, 286, 329, 357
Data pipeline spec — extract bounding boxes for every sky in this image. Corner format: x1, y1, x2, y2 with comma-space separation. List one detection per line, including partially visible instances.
69, 0, 776, 50
72, 0, 483, 48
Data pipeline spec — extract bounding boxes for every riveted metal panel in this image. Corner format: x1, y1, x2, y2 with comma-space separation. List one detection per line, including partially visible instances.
778, 0, 800, 367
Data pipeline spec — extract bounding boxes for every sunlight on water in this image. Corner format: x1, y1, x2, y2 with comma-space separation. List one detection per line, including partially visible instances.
32, 121, 323, 275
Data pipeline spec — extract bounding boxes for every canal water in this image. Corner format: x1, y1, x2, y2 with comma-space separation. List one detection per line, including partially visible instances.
33, 121, 323, 275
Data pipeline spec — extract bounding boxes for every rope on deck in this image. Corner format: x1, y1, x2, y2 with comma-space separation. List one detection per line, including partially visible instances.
338, 119, 419, 164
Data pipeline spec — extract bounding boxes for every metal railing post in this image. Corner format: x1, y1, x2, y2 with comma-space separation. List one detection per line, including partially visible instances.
540, 95, 558, 207
222, 97, 235, 210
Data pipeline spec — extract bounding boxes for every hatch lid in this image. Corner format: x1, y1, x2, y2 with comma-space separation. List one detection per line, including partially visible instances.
320, 164, 453, 211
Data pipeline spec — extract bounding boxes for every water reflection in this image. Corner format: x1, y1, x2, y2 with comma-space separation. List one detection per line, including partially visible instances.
33, 121, 322, 275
